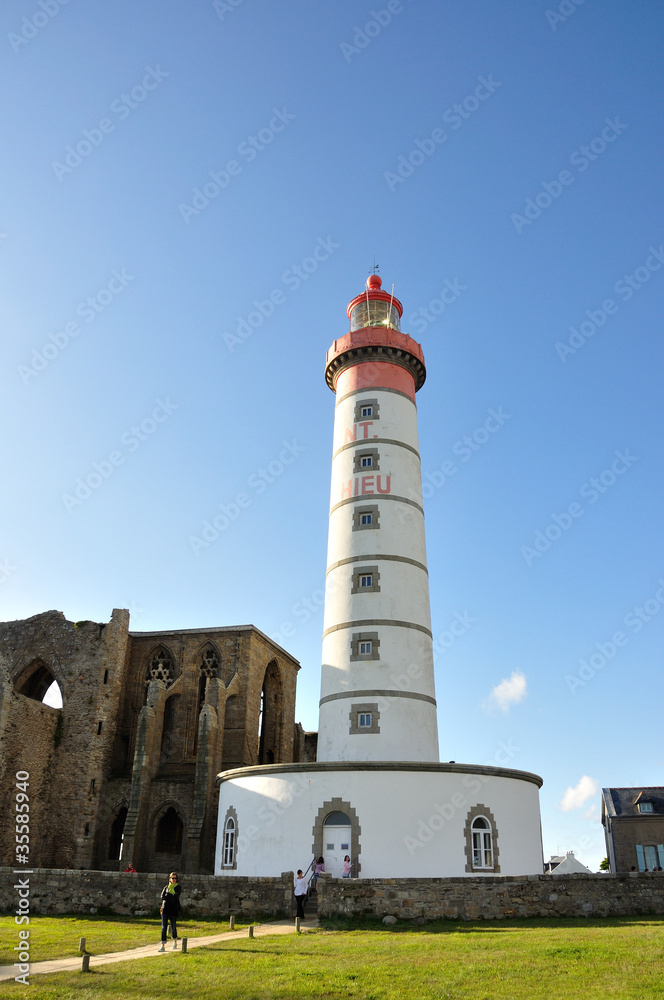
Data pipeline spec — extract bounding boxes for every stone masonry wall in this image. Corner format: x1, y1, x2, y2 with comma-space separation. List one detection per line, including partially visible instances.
3, 869, 663, 924
0, 868, 294, 920
317, 872, 664, 921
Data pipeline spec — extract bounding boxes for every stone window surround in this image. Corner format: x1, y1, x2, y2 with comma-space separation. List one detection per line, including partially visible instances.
354, 398, 380, 423
311, 797, 361, 876
463, 803, 500, 873
145, 645, 176, 687
348, 702, 380, 735
351, 566, 381, 595
350, 631, 380, 661
200, 644, 221, 678
352, 504, 380, 531
353, 448, 380, 473
222, 805, 239, 870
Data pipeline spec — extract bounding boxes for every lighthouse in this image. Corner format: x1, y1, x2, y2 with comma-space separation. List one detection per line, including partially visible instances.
318, 273, 439, 763
215, 273, 544, 881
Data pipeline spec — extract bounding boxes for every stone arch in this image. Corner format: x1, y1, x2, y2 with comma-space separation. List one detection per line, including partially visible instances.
153, 802, 185, 856
108, 802, 128, 861
311, 797, 362, 875
13, 658, 62, 704
463, 803, 501, 873
258, 660, 283, 765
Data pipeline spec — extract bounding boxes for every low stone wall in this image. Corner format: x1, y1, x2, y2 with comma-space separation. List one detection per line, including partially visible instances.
4, 869, 663, 923
316, 872, 664, 922
0, 868, 294, 919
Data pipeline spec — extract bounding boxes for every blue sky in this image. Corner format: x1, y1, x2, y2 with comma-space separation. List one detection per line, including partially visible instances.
2, 0, 663, 873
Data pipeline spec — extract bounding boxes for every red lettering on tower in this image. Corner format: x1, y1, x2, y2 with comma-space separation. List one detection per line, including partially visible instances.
361, 475, 375, 494
344, 426, 357, 444
340, 479, 352, 499
358, 421, 374, 439
377, 475, 391, 494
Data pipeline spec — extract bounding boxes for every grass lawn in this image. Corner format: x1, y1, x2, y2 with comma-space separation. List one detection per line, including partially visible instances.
2, 916, 664, 998
0, 913, 248, 963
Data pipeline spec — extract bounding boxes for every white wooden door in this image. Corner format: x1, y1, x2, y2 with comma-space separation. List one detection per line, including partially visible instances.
323, 825, 352, 877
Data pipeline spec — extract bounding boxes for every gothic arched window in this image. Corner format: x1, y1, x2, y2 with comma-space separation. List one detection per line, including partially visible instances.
146, 647, 175, 686
221, 807, 238, 869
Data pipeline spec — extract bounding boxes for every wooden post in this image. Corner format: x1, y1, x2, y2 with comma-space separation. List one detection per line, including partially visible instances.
248, 925, 254, 938
79, 937, 86, 954
81, 954, 90, 973
229, 914, 235, 930
295, 917, 301, 933
181, 937, 188, 953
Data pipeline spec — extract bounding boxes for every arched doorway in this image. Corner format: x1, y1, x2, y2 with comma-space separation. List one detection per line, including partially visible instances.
108, 806, 128, 861
258, 661, 282, 764
323, 811, 352, 877
155, 807, 184, 855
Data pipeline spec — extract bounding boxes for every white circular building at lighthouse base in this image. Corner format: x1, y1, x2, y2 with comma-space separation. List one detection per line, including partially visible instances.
215, 762, 543, 878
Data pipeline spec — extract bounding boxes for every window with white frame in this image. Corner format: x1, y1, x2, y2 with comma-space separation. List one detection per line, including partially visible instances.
638, 801, 654, 813
222, 809, 238, 869
354, 398, 380, 423
353, 448, 380, 474
351, 565, 380, 594
351, 631, 380, 661
348, 701, 380, 735
464, 804, 500, 873
352, 505, 380, 532
471, 816, 493, 868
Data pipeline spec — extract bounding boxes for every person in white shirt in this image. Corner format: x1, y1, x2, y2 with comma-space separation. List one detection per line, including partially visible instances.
294, 869, 308, 919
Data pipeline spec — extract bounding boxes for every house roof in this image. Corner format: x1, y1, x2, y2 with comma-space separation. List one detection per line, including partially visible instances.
545, 852, 593, 875
601, 787, 664, 819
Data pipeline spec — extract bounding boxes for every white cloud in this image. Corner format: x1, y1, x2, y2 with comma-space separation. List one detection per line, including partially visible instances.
560, 775, 599, 812
484, 671, 527, 713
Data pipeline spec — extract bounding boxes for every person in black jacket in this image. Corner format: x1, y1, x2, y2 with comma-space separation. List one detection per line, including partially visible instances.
158, 872, 181, 951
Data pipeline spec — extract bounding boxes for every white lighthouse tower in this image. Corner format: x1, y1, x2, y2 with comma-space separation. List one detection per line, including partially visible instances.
215, 273, 544, 880
318, 273, 439, 763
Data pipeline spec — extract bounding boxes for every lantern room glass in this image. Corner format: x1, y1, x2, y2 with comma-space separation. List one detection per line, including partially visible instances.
350, 299, 401, 332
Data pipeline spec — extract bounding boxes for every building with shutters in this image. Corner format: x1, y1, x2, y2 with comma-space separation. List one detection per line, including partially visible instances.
602, 786, 664, 872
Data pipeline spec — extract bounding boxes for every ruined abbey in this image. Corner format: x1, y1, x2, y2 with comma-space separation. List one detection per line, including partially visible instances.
0, 609, 313, 873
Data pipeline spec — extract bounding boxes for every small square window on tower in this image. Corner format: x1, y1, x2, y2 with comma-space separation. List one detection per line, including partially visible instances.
351, 566, 380, 594
351, 631, 380, 661
354, 398, 380, 423
353, 505, 380, 531
353, 448, 380, 473
348, 701, 380, 734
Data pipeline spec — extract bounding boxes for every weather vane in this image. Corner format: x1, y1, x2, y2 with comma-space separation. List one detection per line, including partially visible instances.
370, 260, 380, 275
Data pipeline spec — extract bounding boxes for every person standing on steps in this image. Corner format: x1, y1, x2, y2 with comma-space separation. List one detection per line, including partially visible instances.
313, 856, 325, 891
158, 872, 181, 951
294, 869, 308, 920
